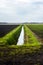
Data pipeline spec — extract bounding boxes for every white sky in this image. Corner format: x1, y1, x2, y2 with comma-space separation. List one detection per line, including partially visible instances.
0, 0, 43, 23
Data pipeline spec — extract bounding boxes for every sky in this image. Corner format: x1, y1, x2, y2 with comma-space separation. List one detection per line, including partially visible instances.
0, 0, 43, 23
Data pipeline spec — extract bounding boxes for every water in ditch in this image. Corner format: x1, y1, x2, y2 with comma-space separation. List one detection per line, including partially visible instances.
17, 26, 24, 45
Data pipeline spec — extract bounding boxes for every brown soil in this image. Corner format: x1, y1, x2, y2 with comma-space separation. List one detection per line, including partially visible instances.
32, 32, 43, 44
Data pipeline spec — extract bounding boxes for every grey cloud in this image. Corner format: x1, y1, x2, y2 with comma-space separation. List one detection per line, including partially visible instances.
0, 0, 43, 23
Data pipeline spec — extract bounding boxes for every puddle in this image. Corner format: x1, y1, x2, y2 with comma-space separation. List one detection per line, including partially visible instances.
17, 27, 24, 45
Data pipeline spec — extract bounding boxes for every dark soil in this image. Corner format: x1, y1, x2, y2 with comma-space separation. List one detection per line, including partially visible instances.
0, 25, 19, 37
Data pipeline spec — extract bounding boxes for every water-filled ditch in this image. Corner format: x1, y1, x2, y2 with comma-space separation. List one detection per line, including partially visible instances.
17, 27, 24, 45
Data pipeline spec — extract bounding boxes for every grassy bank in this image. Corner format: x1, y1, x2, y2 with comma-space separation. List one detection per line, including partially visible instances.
0, 25, 22, 45
24, 25, 39, 45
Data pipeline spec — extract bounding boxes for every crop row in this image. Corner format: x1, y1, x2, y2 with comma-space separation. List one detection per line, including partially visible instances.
0, 25, 22, 45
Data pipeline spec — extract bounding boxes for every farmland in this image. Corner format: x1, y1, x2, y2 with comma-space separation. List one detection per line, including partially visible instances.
0, 25, 19, 37
0, 24, 43, 65
27, 24, 43, 43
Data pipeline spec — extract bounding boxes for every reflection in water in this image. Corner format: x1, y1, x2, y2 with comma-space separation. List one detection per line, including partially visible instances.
17, 27, 24, 45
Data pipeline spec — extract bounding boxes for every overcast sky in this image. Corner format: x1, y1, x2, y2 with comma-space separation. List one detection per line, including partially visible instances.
0, 0, 43, 23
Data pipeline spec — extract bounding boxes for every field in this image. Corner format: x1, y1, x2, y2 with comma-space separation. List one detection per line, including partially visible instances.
0, 24, 43, 65
0, 25, 19, 37
27, 24, 43, 43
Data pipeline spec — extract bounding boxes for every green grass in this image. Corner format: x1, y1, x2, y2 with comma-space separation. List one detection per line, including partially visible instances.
24, 25, 40, 45
0, 25, 22, 45
27, 24, 43, 38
